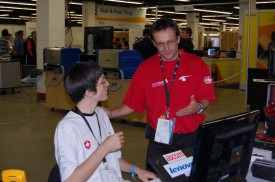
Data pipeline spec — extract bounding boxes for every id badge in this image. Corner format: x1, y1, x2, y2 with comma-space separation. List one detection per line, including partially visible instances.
99, 166, 123, 182
154, 118, 175, 145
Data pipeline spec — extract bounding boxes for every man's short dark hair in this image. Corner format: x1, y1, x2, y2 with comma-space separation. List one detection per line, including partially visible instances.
64, 61, 103, 104
182, 27, 192, 37
149, 18, 180, 41
2, 29, 8, 37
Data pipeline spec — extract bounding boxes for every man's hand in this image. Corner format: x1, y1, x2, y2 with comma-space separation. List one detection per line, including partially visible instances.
101, 132, 124, 153
176, 95, 199, 117
135, 167, 158, 182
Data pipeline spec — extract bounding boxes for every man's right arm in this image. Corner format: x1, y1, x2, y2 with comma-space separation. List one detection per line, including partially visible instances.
105, 104, 134, 118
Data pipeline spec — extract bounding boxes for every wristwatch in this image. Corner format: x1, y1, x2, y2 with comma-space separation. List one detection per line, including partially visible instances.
197, 103, 204, 114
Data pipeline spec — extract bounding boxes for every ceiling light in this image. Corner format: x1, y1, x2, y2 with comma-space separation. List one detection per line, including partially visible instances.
152, 10, 186, 15
0, 9, 13, 12
199, 22, 220, 27
227, 17, 239, 20
223, 23, 239, 26
194, 8, 232, 15
234, 6, 239, 9
69, 2, 82, 6
202, 18, 226, 22
0, 14, 9, 17
0, 17, 21, 20
0, 1, 36, 6
103, 0, 143, 5
202, 15, 229, 18
175, 0, 190, 2
0, 6, 36, 11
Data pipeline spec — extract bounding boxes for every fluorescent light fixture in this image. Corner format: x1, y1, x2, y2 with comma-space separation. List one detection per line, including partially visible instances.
227, 17, 239, 20
0, 9, 13, 12
0, 1, 36, 6
0, 17, 21, 20
146, 13, 164, 16
194, 8, 232, 15
0, 6, 36, 11
199, 22, 220, 26
202, 18, 226, 22
69, 2, 82, 5
202, 15, 229, 18
103, 0, 143, 5
223, 23, 239, 25
234, 6, 239, 9
19, 16, 36, 19
0, 14, 9, 17
256, 1, 275, 4
152, 10, 186, 15
175, 0, 190, 2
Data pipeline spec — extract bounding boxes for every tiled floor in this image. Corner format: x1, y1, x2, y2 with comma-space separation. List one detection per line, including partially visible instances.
0, 87, 265, 181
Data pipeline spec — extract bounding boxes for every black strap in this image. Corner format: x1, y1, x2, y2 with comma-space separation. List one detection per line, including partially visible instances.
73, 107, 107, 163
160, 53, 181, 118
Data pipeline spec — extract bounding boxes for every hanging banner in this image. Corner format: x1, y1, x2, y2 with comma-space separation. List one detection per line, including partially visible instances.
95, 5, 146, 29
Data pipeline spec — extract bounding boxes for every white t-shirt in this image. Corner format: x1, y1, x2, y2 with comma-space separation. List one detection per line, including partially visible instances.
54, 107, 122, 181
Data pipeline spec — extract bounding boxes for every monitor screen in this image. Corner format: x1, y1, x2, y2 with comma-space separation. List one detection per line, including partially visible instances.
208, 48, 216, 56
84, 26, 113, 54
268, 43, 275, 79
189, 110, 260, 182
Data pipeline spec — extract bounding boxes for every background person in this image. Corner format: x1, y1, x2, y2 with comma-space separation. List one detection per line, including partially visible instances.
0, 29, 13, 60
54, 61, 157, 181
104, 18, 216, 171
178, 27, 194, 53
26, 31, 37, 65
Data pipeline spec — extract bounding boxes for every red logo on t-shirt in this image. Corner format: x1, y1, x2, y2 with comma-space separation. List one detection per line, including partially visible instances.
84, 140, 91, 149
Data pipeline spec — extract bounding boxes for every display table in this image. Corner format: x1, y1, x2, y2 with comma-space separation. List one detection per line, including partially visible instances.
0, 61, 20, 93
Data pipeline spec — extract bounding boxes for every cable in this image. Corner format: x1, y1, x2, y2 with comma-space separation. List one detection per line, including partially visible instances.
47, 65, 65, 87
105, 68, 124, 92
213, 69, 245, 84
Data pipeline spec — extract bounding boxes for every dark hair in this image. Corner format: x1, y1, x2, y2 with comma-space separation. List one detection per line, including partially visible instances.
149, 18, 180, 41
271, 31, 275, 42
64, 61, 103, 104
2, 29, 8, 36
182, 27, 192, 37
143, 28, 150, 37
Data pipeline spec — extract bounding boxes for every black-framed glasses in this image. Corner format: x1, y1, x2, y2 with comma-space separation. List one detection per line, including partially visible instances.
155, 39, 177, 48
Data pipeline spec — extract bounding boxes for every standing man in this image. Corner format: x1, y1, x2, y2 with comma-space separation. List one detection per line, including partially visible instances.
178, 27, 194, 53
0, 29, 13, 60
26, 31, 37, 65
105, 18, 216, 171
13, 30, 25, 65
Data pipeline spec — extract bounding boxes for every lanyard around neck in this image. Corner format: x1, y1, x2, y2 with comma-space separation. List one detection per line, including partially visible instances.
73, 107, 107, 163
159, 53, 181, 118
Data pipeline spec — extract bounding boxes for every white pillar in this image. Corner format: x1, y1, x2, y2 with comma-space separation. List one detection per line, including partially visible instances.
237, 0, 256, 58
186, 12, 199, 50
36, 0, 65, 96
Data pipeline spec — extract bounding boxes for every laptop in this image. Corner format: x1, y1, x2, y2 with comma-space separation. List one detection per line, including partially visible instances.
148, 148, 193, 182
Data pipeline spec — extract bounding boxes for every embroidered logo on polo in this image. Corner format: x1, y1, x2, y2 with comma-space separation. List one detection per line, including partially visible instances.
152, 79, 168, 88
84, 140, 91, 149
179, 75, 192, 82
204, 76, 213, 84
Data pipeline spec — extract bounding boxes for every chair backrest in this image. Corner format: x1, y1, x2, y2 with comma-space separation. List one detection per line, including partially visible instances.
48, 163, 61, 182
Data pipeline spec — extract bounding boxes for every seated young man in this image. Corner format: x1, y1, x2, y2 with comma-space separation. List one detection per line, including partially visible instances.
54, 61, 157, 182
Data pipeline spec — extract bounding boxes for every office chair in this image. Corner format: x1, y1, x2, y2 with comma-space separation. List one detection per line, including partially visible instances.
18, 68, 43, 102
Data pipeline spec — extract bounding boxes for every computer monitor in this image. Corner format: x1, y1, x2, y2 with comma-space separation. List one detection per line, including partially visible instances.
208, 48, 216, 56
268, 43, 275, 79
189, 110, 260, 182
84, 26, 113, 54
